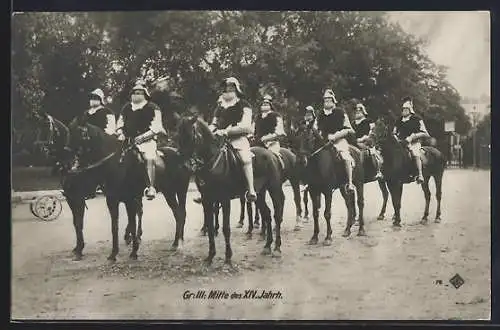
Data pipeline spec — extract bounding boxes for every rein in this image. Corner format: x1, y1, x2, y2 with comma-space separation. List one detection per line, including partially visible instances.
68, 151, 118, 175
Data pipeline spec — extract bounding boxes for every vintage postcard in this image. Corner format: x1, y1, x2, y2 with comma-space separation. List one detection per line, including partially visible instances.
11, 10, 490, 320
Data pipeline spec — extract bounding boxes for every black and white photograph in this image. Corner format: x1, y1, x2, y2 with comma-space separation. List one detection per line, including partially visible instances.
11, 10, 491, 320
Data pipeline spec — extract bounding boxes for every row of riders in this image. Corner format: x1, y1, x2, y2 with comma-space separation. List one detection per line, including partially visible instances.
31, 76, 445, 264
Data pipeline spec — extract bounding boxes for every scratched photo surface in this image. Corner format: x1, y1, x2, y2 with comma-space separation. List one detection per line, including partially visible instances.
11, 11, 490, 320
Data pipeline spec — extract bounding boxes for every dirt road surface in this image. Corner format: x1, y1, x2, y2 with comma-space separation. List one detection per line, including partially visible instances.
11, 169, 490, 320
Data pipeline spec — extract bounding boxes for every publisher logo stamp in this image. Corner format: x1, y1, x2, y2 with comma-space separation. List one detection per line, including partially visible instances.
449, 273, 465, 289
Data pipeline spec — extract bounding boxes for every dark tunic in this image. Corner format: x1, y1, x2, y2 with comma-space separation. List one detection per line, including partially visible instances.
82, 107, 114, 131
212, 99, 252, 129
120, 102, 161, 138
316, 107, 350, 136
352, 118, 373, 139
395, 114, 424, 140
254, 112, 281, 138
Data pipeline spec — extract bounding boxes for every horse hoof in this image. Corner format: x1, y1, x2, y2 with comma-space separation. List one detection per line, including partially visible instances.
72, 254, 83, 261
236, 222, 243, 229
342, 230, 351, 238
357, 229, 366, 236
245, 232, 252, 240
107, 255, 117, 263
308, 237, 318, 245
272, 249, 282, 258
434, 217, 441, 223
392, 222, 402, 228
377, 215, 385, 221
129, 253, 138, 260
303, 216, 310, 223
323, 238, 333, 246
261, 247, 272, 255
204, 256, 214, 265
169, 244, 179, 252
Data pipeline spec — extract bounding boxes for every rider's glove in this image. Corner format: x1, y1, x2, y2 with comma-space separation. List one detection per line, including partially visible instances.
117, 133, 125, 141
215, 129, 228, 137
405, 136, 412, 143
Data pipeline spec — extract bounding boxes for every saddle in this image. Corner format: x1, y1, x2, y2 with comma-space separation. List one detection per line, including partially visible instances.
209, 143, 245, 179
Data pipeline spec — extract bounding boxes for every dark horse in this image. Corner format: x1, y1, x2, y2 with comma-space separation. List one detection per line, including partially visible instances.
293, 124, 366, 242
209, 142, 305, 238
177, 115, 285, 264
377, 119, 446, 226
31, 112, 191, 261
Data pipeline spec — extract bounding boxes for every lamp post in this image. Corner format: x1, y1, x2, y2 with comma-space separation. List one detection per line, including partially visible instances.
471, 106, 480, 170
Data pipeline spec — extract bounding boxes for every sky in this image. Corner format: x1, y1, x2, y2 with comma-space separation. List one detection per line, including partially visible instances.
386, 11, 490, 101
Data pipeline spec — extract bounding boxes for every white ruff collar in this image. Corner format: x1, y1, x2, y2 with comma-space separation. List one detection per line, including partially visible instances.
323, 108, 334, 115
261, 111, 271, 118
87, 105, 103, 115
131, 100, 148, 111
401, 115, 411, 122
355, 117, 365, 125
219, 97, 239, 109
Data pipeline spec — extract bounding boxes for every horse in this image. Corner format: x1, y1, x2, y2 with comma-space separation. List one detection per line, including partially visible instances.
31, 112, 190, 261
293, 124, 366, 242
376, 118, 446, 226
177, 115, 286, 264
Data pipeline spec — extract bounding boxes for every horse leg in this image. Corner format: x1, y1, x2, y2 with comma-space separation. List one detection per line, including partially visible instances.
125, 200, 139, 260
434, 173, 443, 223
202, 199, 216, 264
214, 202, 220, 237
253, 201, 260, 228
340, 187, 355, 237
136, 198, 143, 244
269, 185, 285, 256
221, 199, 233, 265
257, 192, 272, 255
291, 179, 303, 231
420, 176, 431, 225
377, 179, 389, 220
323, 190, 333, 245
387, 180, 403, 227
308, 188, 321, 245
66, 194, 86, 261
303, 187, 310, 223
237, 196, 245, 228
356, 183, 366, 236
246, 199, 254, 239
163, 192, 183, 251
105, 195, 120, 262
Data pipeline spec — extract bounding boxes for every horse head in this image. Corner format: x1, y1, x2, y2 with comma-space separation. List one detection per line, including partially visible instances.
177, 114, 220, 165
291, 122, 321, 168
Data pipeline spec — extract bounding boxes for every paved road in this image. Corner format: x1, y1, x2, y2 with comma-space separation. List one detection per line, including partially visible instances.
11, 169, 490, 320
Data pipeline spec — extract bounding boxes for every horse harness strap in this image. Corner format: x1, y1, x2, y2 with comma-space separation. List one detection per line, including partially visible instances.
69, 151, 117, 174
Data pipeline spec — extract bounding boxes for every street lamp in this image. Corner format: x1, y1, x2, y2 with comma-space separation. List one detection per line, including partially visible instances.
471, 106, 480, 170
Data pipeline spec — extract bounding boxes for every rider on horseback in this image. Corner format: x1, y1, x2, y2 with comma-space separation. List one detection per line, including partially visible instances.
209, 77, 257, 202
253, 94, 286, 168
116, 81, 167, 200
393, 96, 430, 184
315, 89, 356, 192
69, 88, 116, 171
303, 105, 316, 129
352, 103, 383, 179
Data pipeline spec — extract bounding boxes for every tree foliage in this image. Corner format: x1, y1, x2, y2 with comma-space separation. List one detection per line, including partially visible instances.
12, 11, 472, 147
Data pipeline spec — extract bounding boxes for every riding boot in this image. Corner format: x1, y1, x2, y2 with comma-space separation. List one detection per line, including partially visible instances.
242, 162, 257, 202
144, 159, 157, 200
414, 155, 424, 184
371, 150, 383, 179
344, 158, 355, 192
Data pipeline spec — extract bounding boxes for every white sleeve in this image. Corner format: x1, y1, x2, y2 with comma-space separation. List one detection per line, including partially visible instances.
368, 122, 375, 135
313, 119, 318, 130
116, 114, 124, 133
237, 106, 253, 131
275, 116, 286, 136
104, 114, 116, 135
418, 120, 429, 134
150, 109, 166, 134
343, 113, 353, 129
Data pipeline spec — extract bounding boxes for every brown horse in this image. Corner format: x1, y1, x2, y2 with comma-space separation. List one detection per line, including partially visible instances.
177, 115, 286, 264
293, 124, 366, 242
377, 119, 446, 226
